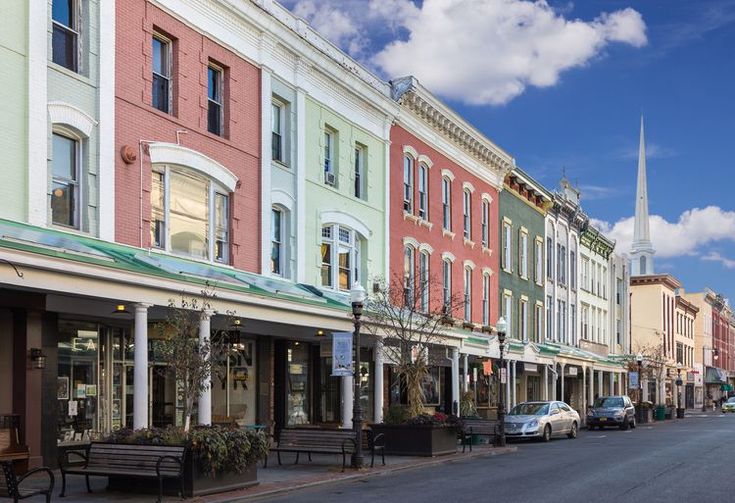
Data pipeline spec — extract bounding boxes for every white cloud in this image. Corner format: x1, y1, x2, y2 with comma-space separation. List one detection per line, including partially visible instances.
702, 252, 735, 270
283, 0, 647, 105
375, 0, 647, 105
590, 206, 735, 259
620, 142, 677, 160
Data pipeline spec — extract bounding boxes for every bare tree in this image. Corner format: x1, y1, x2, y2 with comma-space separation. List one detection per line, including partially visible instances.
156, 287, 231, 431
365, 272, 464, 418
621, 343, 667, 404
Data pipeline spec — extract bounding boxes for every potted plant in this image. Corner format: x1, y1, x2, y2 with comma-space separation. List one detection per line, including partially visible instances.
366, 274, 464, 456
105, 425, 268, 497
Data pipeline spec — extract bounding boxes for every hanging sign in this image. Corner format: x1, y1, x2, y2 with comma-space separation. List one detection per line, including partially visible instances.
500, 368, 507, 384
331, 332, 353, 377
483, 361, 493, 375
629, 371, 639, 389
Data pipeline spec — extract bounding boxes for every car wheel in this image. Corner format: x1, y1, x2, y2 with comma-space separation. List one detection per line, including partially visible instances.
630, 417, 636, 429
620, 418, 629, 430
567, 422, 578, 439
541, 424, 551, 442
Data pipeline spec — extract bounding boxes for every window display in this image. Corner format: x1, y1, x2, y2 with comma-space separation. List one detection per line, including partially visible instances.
287, 342, 310, 425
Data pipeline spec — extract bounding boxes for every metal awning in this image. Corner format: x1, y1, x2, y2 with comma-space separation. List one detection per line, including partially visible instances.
705, 367, 728, 384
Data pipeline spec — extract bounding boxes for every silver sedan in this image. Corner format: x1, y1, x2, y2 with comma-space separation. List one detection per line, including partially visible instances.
504, 401, 580, 442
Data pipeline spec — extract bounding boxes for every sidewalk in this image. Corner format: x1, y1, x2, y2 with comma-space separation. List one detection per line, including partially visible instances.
11, 445, 516, 503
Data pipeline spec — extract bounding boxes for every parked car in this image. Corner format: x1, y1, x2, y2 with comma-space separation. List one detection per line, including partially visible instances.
722, 397, 735, 413
505, 401, 580, 442
587, 395, 636, 430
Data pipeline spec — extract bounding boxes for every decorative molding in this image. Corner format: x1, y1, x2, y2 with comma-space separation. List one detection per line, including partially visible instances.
463, 181, 476, 194
402, 236, 420, 249
402, 145, 419, 159
482, 246, 493, 257
442, 228, 455, 240
271, 189, 295, 212
148, 142, 238, 192
442, 251, 456, 263
320, 210, 372, 238
418, 243, 434, 255
48, 102, 98, 137
482, 267, 493, 277
481, 192, 493, 204
418, 219, 433, 230
464, 259, 476, 270
418, 154, 433, 169
441, 168, 456, 182
463, 238, 475, 249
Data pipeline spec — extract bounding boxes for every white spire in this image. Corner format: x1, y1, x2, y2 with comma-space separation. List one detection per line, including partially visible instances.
630, 115, 655, 276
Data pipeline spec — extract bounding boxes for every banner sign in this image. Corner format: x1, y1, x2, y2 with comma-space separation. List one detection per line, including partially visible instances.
629, 371, 639, 389
500, 368, 507, 384
483, 361, 493, 375
331, 332, 353, 377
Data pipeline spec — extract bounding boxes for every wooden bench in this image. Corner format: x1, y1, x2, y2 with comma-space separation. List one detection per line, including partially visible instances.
0, 461, 54, 503
268, 428, 385, 471
59, 443, 186, 503
460, 419, 498, 452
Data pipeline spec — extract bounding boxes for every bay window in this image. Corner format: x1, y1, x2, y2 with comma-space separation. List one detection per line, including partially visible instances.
150, 166, 229, 263
321, 224, 361, 291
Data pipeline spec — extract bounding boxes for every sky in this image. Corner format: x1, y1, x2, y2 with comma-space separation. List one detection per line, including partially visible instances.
281, 0, 735, 301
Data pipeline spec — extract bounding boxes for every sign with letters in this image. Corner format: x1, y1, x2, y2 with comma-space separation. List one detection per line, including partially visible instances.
331, 332, 353, 377
500, 368, 507, 384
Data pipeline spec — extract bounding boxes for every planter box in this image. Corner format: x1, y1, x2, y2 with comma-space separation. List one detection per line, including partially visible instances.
370, 424, 457, 457
108, 453, 258, 497
636, 409, 653, 424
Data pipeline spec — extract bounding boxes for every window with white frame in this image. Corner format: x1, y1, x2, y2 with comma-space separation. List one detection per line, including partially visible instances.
442, 259, 452, 311
324, 129, 336, 185
418, 163, 428, 220
581, 256, 589, 291
404, 245, 415, 307
152, 34, 172, 113
442, 177, 451, 231
535, 239, 543, 284
546, 237, 554, 280
570, 250, 577, 290
481, 200, 489, 248
403, 155, 414, 213
321, 224, 361, 291
463, 190, 472, 240
271, 101, 285, 163
503, 293, 512, 338
482, 273, 490, 326
520, 299, 528, 342
52, 0, 79, 72
150, 166, 230, 263
502, 222, 511, 271
271, 208, 284, 276
570, 303, 576, 344
534, 304, 543, 343
51, 132, 80, 228
354, 145, 366, 199
519, 231, 528, 279
464, 266, 472, 321
419, 250, 430, 312
546, 295, 553, 339
581, 304, 589, 339
207, 65, 224, 136
602, 266, 607, 299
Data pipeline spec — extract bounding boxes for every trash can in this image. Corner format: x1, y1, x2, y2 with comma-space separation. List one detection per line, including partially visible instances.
655, 405, 666, 421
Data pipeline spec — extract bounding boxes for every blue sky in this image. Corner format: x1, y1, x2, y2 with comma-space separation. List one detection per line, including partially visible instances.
283, 0, 735, 300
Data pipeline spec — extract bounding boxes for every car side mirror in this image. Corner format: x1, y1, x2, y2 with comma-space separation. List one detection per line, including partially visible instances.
551, 409, 560, 415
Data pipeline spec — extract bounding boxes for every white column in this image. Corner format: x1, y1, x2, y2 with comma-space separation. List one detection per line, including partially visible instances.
543, 365, 549, 400
342, 376, 354, 428
589, 368, 594, 404
294, 86, 307, 283
582, 366, 587, 417
260, 68, 273, 275
506, 359, 511, 410
27, 0, 47, 227
373, 342, 384, 423
133, 303, 152, 429
609, 372, 615, 396
552, 366, 558, 400
511, 361, 517, 407
197, 310, 214, 425
451, 348, 460, 415
98, 0, 116, 240
560, 363, 566, 403
463, 354, 469, 392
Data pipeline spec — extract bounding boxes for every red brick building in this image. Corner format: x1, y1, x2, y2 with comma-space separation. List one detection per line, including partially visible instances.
115, 0, 261, 270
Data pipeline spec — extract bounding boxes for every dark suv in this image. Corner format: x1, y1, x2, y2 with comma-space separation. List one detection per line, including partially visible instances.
587, 395, 636, 430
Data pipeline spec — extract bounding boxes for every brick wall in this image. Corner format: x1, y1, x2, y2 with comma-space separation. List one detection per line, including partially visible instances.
115, 0, 261, 271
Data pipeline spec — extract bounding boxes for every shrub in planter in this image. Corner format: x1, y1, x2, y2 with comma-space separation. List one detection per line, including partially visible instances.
374, 408, 460, 456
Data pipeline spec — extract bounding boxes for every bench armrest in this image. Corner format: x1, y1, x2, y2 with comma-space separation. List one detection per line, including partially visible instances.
156, 455, 184, 477
371, 433, 386, 449
59, 449, 88, 469
18, 467, 55, 492
342, 437, 357, 454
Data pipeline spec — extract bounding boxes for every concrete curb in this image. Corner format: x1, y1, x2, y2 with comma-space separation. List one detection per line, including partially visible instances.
203, 447, 517, 503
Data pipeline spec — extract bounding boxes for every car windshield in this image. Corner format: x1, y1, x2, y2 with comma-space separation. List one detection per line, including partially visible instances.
509, 403, 549, 416
727, 397, 735, 404
593, 397, 623, 408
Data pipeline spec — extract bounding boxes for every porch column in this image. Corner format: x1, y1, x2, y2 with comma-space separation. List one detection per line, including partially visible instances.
133, 303, 152, 429
511, 360, 517, 407
506, 359, 511, 410
609, 372, 615, 396
374, 341, 384, 423
543, 365, 549, 400
589, 368, 595, 405
582, 365, 587, 418
451, 348, 460, 415
341, 375, 353, 429
560, 363, 565, 403
597, 370, 603, 397
463, 354, 469, 392
551, 365, 558, 400
198, 310, 214, 425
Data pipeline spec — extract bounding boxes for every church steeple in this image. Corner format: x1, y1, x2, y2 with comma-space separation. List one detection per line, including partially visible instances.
630, 115, 655, 276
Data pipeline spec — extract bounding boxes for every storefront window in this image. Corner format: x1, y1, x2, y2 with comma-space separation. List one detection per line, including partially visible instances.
212, 337, 256, 426
57, 320, 99, 445
287, 342, 310, 425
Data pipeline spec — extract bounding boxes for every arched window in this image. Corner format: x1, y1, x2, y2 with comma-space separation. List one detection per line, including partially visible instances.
464, 266, 472, 321
419, 250, 430, 312
481, 200, 489, 248
463, 189, 472, 240
151, 166, 230, 263
404, 245, 415, 307
442, 177, 451, 231
271, 207, 285, 276
403, 155, 414, 213
418, 163, 428, 220
321, 224, 361, 290
51, 131, 81, 228
482, 273, 490, 326
442, 258, 452, 311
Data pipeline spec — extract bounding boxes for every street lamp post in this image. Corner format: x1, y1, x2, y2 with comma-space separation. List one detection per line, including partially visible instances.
676, 362, 684, 419
636, 353, 644, 423
350, 283, 366, 469
701, 347, 719, 412
495, 317, 507, 448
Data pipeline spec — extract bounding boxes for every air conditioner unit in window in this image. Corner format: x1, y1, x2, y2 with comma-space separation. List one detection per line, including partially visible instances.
324, 171, 336, 186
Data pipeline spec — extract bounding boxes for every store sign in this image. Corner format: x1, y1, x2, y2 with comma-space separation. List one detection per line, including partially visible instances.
331, 332, 353, 377
524, 363, 538, 373
629, 371, 639, 389
567, 367, 578, 377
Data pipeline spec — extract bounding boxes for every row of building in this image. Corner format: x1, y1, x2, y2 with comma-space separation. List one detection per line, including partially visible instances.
1, 0, 732, 469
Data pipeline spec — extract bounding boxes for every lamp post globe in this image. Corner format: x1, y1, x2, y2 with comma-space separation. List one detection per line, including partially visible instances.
350, 282, 366, 469
495, 316, 507, 447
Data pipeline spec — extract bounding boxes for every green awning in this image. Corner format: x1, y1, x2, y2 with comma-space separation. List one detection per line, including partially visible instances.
721, 384, 733, 391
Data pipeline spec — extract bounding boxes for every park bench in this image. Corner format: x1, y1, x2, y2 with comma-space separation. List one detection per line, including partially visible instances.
460, 419, 498, 452
0, 461, 54, 503
59, 442, 186, 503
268, 428, 385, 471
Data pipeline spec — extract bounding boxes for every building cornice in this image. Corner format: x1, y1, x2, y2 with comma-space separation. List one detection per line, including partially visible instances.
630, 274, 682, 291
581, 225, 615, 260
676, 295, 699, 316
391, 76, 513, 190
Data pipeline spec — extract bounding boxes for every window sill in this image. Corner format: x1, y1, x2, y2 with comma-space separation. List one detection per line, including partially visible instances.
403, 211, 420, 223
463, 238, 475, 249
48, 62, 93, 87
442, 229, 455, 240
272, 159, 291, 170
418, 218, 433, 230
482, 246, 493, 257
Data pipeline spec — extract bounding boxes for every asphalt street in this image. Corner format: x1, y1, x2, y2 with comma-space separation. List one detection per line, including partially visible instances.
260, 413, 735, 503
